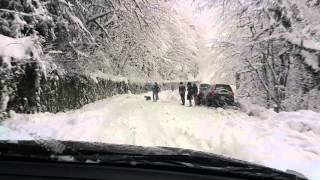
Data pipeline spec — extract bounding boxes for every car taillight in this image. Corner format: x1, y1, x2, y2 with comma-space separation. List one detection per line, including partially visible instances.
209, 91, 216, 96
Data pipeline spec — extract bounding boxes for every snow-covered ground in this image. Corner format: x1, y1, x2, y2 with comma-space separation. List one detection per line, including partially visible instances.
0, 91, 319, 179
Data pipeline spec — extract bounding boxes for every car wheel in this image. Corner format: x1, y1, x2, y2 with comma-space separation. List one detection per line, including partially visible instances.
215, 99, 223, 108
221, 101, 228, 108
206, 99, 212, 107
229, 101, 236, 106
202, 99, 207, 106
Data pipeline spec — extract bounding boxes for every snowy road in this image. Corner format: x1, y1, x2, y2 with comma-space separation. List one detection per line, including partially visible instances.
0, 91, 320, 179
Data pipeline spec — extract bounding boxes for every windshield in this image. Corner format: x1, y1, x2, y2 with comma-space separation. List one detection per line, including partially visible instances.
0, 0, 319, 179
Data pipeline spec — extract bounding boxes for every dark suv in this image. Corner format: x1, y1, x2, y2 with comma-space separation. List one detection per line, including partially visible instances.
206, 84, 235, 107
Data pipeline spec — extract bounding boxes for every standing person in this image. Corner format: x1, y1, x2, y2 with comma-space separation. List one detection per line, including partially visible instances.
187, 82, 193, 106
152, 82, 160, 102
178, 82, 186, 105
193, 83, 199, 105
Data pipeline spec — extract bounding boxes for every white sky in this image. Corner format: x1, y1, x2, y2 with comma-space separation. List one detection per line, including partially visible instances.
172, 0, 215, 37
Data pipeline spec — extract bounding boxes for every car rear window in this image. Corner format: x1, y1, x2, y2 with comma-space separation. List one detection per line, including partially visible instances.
200, 84, 211, 89
214, 84, 232, 91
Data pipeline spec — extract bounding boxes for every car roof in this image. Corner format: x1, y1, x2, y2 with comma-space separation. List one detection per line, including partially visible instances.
214, 84, 232, 87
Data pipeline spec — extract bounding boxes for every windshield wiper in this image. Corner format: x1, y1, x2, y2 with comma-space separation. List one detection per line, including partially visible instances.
72, 154, 300, 180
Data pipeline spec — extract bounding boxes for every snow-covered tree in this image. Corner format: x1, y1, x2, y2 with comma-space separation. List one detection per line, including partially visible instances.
0, 0, 201, 114
44, 0, 199, 81
198, 0, 320, 111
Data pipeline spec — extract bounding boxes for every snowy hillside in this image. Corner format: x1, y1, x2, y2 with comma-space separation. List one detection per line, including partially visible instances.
1, 91, 319, 179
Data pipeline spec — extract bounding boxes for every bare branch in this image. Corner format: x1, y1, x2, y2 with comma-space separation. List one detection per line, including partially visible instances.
246, 59, 279, 104
87, 11, 113, 23
93, 20, 111, 39
0, 8, 35, 16
132, 0, 144, 14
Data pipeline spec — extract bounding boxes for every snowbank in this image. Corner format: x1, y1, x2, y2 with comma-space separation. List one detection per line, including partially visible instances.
238, 99, 276, 120
0, 91, 319, 179
0, 35, 35, 61
301, 50, 320, 71
0, 35, 38, 113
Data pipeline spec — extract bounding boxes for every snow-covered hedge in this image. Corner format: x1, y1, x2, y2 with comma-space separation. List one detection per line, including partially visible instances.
1, 66, 181, 118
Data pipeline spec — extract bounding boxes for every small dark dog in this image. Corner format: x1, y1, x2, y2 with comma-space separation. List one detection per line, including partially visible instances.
144, 96, 151, 101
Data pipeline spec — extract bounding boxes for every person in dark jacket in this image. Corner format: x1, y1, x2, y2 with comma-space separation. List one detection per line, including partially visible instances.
192, 83, 199, 105
187, 82, 193, 106
152, 82, 160, 102
178, 82, 186, 105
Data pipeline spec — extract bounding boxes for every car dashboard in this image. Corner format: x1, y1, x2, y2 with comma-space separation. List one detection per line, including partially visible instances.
0, 159, 248, 180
